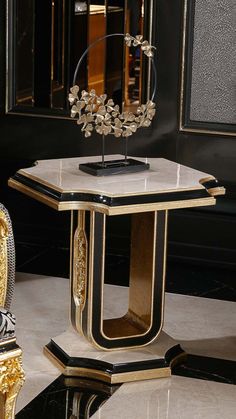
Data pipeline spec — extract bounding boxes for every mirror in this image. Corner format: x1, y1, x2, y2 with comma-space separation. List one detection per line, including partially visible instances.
6, 0, 155, 119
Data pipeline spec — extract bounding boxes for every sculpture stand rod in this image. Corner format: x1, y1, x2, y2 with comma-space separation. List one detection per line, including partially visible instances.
102, 135, 105, 167
125, 139, 128, 162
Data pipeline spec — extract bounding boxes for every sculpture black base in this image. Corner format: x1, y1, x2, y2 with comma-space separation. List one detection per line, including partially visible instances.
79, 158, 150, 176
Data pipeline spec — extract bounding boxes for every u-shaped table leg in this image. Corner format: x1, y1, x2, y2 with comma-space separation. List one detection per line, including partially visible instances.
45, 209, 184, 383
71, 210, 167, 350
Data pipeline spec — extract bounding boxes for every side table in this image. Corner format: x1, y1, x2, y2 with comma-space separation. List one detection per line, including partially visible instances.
9, 155, 225, 383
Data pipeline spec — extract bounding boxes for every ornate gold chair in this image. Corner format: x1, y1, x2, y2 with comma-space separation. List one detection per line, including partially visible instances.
0, 204, 25, 419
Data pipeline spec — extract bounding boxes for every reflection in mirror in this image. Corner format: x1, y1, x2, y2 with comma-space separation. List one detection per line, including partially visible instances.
7, 0, 153, 118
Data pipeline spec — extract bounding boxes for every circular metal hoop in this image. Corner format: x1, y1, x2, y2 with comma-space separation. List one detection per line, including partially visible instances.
69, 33, 157, 139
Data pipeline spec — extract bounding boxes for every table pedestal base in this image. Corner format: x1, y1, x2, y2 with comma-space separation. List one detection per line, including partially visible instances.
44, 328, 185, 384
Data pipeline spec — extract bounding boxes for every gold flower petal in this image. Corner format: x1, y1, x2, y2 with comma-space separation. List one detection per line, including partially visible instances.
70, 85, 79, 95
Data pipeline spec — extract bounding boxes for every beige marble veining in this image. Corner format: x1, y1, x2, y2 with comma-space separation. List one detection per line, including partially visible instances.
17, 155, 212, 196
12, 273, 69, 412
164, 293, 236, 361
91, 376, 236, 419
12, 273, 236, 416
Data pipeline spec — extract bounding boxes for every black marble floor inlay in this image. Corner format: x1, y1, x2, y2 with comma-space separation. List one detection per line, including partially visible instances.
17, 355, 236, 418
16, 376, 119, 419
173, 354, 236, 385
166, 261, 236, 302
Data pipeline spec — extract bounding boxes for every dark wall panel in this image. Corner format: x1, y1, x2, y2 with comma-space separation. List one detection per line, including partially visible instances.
190, 0, 236, 124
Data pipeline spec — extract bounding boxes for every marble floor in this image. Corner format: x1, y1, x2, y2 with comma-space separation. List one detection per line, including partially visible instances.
12, 272, 236, 418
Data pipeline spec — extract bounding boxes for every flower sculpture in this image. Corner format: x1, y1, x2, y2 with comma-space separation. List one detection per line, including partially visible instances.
69, 33, 156, 139
69, 86, 156, 138
68, 33, 157, 175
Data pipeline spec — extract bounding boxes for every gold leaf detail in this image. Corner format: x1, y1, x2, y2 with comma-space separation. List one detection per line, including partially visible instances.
0, 355, 25, 419
73, 228, 87, 309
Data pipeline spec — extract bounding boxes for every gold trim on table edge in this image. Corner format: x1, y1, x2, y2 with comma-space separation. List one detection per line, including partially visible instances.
205, 187, 226, 197
44, 346, 177, 384
12, 169, 211, 196
8, 179, 216, 214
199, 177, 226, 197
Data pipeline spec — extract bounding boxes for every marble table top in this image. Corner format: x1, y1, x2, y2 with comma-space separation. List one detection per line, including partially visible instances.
9, 155, 225, 214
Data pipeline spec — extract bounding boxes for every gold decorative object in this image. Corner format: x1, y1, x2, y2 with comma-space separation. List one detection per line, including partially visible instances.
69, 87, 156, 139
73, 222, 87, 309
69, 33, 156, 139
0, 210, 9, 306
0, 354, 25, 419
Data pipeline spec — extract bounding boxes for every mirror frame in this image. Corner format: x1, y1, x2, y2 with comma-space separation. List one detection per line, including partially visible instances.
6, 0, 156, 120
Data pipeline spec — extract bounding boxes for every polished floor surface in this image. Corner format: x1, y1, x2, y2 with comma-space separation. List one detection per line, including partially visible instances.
12, 272, 236, 418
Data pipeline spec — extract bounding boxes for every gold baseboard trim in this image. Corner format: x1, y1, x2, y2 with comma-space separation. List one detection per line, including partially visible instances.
110, 367, 171, 384
44, 345, 179, 384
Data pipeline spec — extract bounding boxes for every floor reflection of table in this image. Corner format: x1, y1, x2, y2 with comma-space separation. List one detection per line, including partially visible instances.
9, 155, 225, 383
14, 273, 236, 418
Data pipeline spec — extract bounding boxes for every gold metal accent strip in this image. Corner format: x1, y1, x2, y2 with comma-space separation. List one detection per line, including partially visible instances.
63, 365, 170, 384
180, 126, 236, 137
205, 187, 226, 197
7, 180, 217, 214
87, 211, 96, 342
44, 346, 171, 384
199, 176, 216, 183
110, 367, 171, 384
199, 176, 226, 197
0, 210, 9, 306
8, 179, 60, 210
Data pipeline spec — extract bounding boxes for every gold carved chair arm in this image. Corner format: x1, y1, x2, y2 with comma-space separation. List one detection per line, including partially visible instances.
0, 204, 25, 419
0, 205, 15, 310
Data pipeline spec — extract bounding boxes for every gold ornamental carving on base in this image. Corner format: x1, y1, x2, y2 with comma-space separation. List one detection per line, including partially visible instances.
0, 210, 9, 306
0, 355, 25, 419
73, 227, 87, 310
